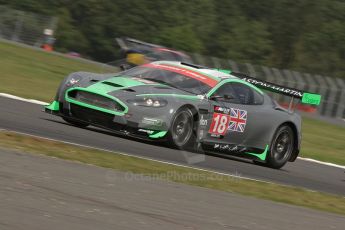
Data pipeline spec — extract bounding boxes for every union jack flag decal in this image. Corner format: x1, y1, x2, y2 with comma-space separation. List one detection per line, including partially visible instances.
228, 108, 247, 132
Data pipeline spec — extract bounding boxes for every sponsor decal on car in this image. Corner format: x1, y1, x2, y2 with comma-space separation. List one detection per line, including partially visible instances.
142, 117, 163, 126
241, 77, 303, 97
209, 106, 248, 135
138, 129, 155, 134
210, 133, 222, 138
214, 106, 230, 114
199, 115, 208, 126
209, 106, 231, 135
209, 112, 231, 135
213, 143, 246, 152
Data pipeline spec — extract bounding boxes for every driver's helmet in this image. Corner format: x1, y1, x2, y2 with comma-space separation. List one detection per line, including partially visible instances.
125, 49, 146, 65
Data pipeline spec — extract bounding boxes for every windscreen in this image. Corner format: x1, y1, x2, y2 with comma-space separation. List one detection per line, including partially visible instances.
120, 66, 212, 95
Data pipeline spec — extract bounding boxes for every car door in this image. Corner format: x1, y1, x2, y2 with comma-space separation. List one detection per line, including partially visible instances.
205, 81, 272, 151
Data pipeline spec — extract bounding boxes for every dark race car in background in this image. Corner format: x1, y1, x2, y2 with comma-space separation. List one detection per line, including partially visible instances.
45, 61, 321, 169
116, 37, 192, 67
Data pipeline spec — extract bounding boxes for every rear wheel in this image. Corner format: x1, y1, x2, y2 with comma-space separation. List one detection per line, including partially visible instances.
256, 125, 294, 169
63, 117, 89, 128
168, 108, 196, 150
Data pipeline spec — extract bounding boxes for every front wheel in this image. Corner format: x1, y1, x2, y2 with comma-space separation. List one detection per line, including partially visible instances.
63, 117, 89, 128
257, 125, 294, 169
168, 108, 196, 150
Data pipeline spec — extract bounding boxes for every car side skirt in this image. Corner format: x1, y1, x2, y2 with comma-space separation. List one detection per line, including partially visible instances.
201, 142, 269, 161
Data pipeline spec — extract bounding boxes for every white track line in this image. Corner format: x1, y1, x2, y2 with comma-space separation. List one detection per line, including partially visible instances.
3, 129, 345, 198
297, 157, 345, 169
1, 92, 345, 169
0, 93, 48, 105
1, 129, 270, 184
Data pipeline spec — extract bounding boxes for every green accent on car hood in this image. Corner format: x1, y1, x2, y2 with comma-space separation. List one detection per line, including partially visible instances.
65, 87, 128, 116
301, 93, 321, 105
245, 145, 269, 161
86, 77, 149, 93
136, 93, 202, 101
149, 130, 168, 138
45, 100, 59, 111
207, 79, 263, 98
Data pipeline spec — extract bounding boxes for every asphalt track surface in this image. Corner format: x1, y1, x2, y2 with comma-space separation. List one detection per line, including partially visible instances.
1, 149, 344, 230
0, 96, 344, 196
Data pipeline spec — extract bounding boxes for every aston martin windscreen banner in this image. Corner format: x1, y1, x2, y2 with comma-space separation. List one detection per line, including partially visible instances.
231, 72, 321, 105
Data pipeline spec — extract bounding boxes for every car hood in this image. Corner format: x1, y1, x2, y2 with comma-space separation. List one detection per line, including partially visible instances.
84, 76, 196, 100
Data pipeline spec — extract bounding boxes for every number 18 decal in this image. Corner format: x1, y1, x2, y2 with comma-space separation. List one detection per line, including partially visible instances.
209, 113, 231, 135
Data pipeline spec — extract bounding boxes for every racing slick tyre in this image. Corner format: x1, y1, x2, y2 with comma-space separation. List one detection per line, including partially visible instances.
257, 125, 294, 169
62, 117, 89, 128
168, 107, 196, 150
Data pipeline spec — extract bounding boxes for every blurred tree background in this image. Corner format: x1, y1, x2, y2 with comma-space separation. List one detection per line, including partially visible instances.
1, 0, 344, 78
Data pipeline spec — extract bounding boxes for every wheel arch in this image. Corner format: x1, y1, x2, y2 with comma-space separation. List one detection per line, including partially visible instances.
182, 104, 199, 122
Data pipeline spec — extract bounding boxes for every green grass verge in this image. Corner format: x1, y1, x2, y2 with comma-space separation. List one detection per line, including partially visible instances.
0, 131, 344, 215
0, 40, 344, 165
301, 117, 345, 165
0, 40, 115, 102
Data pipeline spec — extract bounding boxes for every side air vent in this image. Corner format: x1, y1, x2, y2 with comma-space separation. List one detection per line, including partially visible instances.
121, 88, 136, 92
102, 81, 123, 87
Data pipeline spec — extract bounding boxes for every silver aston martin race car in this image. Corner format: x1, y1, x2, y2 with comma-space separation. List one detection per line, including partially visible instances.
45, 61, 321, 168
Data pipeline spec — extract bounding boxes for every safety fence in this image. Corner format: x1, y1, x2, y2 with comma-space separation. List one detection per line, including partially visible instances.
0, 5, 57, 47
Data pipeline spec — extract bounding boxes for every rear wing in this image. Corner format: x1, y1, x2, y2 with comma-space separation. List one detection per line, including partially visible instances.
116, 37, 161, 51
231, 72, 321, 106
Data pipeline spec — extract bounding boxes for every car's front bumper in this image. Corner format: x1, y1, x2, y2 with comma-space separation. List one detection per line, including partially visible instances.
45, 101, 168, 140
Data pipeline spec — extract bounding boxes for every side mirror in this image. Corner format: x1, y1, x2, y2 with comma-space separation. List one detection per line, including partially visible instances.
209, 94, 234, 101
209, 95, 223, 101
223, 94, 234, 100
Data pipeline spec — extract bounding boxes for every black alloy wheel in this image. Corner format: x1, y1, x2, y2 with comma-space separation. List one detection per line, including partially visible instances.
267, 125, 294, 169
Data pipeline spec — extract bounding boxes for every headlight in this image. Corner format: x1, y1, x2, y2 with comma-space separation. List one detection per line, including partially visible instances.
66, 77, 80, 86
127, 98, 167, 107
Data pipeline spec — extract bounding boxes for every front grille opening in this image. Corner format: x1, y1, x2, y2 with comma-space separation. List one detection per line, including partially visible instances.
68, 90, 125, 112
121, 88, 135, 92
70, 104, 119, 128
